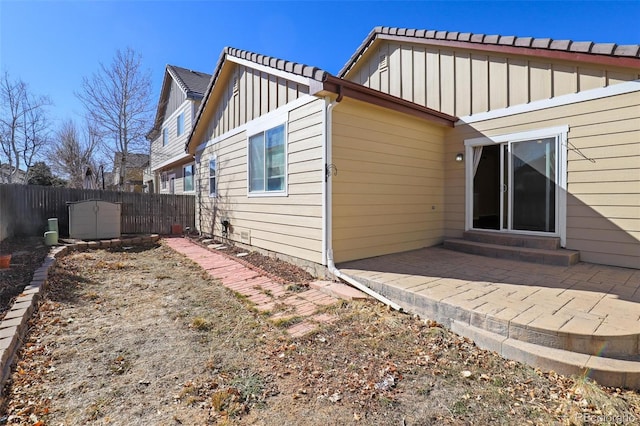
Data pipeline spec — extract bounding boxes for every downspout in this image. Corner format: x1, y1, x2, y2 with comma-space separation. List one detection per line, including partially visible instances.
323, 95, 403, 311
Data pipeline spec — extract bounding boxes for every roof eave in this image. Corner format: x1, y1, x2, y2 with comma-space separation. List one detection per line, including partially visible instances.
317, 75, 456, 127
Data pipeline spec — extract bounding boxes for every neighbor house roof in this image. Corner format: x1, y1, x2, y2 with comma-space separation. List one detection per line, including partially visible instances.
147, 65, 212, 140
187, 46, 457, 152
113, 152, 150, 170
340, 26, 640, 77
167, 65, 211, 99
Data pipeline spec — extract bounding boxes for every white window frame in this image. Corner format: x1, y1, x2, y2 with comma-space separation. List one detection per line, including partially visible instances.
177, 113, 184, 136
464, 125, 568, 246
246, 115, 288, 197
183, 163, 195, 193
209, 156, 217, 197
160, 171, 167, 190
162, 128, 168, 146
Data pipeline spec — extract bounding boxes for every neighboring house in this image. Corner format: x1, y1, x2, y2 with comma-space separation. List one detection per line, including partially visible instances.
186, 28, 640, 273
112, 152, 150, 192
0, 164, 27, 184
146, 65, 211, 194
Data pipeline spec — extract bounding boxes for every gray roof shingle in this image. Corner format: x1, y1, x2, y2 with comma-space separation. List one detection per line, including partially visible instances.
167, 65, 211, 99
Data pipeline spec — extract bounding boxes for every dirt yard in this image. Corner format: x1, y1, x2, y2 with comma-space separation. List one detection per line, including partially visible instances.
1, 241, 639, 425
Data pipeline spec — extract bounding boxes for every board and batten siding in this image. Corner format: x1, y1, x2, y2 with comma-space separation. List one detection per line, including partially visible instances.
331, 98, 448, 263
347, 40, 640, 117
201, 64, 310, 143
446, 90, 640, 269
166, 78, 188, 119
196, 97, 325, 264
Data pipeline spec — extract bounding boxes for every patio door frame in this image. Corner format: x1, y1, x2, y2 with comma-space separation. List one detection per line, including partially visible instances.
464, 125, 569, 247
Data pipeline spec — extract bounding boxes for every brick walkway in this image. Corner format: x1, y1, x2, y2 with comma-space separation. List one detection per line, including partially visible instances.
163, 237, 339, 338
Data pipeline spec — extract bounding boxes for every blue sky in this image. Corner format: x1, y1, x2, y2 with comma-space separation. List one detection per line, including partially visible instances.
1, 0, 639, 127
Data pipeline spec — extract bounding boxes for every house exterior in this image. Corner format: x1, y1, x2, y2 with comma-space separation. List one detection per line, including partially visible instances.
112, 152, 150, 192
0, 164, 27, 184
146, 65, 211, 194
340, 27, 640, 269
187, 28, 639, 273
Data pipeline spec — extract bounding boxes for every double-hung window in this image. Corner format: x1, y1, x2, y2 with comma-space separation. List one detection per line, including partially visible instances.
161, 172, 167, 190
209, 158, 216, 197
177, 113, 184, 136
162, 128, 168, 146
248, 124, 286, 194
183, 164, 194, 192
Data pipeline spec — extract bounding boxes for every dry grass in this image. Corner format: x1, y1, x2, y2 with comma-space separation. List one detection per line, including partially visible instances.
2, 242, 639, 425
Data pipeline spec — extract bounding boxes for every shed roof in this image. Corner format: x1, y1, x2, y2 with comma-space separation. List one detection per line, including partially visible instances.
340, 26, 640, 77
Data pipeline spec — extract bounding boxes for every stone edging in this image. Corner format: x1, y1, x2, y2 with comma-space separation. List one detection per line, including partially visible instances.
0, 234, 161, 389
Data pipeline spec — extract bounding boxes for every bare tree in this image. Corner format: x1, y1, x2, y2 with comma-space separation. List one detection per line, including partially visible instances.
50, 119, 101, 188
76, 47, 152, 190
0, 72, 51, 183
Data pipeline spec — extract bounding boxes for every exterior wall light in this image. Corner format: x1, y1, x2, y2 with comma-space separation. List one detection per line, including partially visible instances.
455, 153, 464, 162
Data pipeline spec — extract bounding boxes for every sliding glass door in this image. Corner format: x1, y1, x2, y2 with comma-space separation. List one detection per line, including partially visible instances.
472, 137, 558, 234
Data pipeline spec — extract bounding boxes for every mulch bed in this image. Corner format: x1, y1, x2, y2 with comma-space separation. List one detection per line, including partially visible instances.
0, 237, 49, 320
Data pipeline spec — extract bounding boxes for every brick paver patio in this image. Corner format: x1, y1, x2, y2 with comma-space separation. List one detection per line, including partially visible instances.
338, 246, 640, 388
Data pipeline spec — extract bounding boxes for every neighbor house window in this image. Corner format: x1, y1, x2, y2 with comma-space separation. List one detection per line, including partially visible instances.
162, 128, 168, 146
183, 164, 194, 192
161, 172, 167, 190
209, 158, 216, 197
248, 124, 285, 193
177, 113, 184, 136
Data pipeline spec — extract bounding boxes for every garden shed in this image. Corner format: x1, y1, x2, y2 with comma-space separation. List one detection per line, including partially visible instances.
68, 200, 121, 240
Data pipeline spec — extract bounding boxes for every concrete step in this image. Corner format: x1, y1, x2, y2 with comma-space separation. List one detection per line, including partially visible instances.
450, 321, 640, 389
443, 239, 579, 266
464, 230, 560, 250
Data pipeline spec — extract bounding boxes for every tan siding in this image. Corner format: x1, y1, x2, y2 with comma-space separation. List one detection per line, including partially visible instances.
553, 64, 577, 96
426, 48, 440, 110
389, 43, 402, 98
489, 57, 508, 110
529, 61, 552, 101
345, 40, 639, 117
508, 58, 529, 105
332, 98, 447, 263
196, 98, 325, 264
472, 54, 489, 114
579, 67, 606, 91
413, 47, 426, 105
165, 79, 187, 119
455, 52, 471, 116
445, 90, 640, 268
440, 51, 455, 115
200, 64, 311, 143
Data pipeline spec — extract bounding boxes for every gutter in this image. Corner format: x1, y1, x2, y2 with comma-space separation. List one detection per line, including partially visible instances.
323, 97, 403, 312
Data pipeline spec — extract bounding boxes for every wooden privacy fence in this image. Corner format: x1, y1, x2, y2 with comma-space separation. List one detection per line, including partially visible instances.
0, 184, 195, 239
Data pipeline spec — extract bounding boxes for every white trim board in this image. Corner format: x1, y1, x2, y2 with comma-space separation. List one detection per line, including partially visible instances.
226, 56, 312, 87
195, 95, 319, 153
151, 152, 193, 172
456, 80, 640, 125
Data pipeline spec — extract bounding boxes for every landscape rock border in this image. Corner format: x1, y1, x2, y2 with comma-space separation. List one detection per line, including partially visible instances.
0, 234, 161, 390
